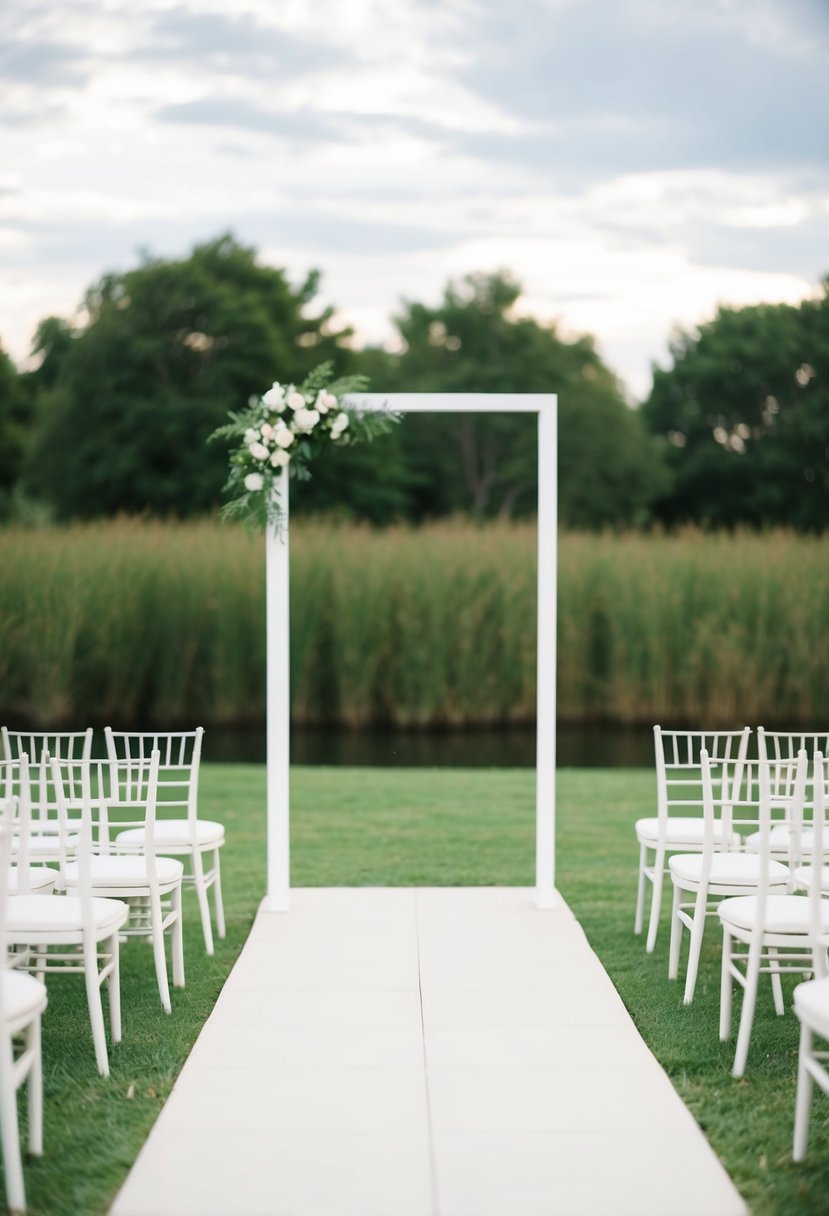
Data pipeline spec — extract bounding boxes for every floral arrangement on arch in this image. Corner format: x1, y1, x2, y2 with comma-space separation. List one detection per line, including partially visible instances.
210, 363, 397, 528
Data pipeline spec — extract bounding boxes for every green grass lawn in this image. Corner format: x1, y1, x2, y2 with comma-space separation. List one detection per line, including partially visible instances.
5, 764, 829, 1215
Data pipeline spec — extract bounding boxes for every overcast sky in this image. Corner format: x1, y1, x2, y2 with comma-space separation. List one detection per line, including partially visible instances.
2, 0, 827, 398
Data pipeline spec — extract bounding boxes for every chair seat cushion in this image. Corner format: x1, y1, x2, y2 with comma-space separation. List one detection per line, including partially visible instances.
669, 853, 789, 885
795, 976, 829, 1038
15, 832, 79, 858
64, 856, 184, 887
794, 865, 829, 894
1, 970, 48, 1024
7, 894, 129, 935
635, 817, 736, 847
7, 865, 58, 894
744, 825, 829, 856
116, 820, 225, 850
719, 893, 829, 934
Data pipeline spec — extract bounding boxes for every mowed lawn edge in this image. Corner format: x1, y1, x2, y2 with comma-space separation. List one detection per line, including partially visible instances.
4, 764, 828, 1215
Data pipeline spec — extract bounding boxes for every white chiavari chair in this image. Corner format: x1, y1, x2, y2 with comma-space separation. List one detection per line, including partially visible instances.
105, 728, 224, 954
0, 820, 48, 1215
635, 727, 749, 953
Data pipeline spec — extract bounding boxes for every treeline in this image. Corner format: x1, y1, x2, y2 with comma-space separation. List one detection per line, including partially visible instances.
1, 234, 826, 530
1, 519, 827, 730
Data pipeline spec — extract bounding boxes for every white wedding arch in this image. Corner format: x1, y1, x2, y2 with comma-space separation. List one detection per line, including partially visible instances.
265, 393, 558, 911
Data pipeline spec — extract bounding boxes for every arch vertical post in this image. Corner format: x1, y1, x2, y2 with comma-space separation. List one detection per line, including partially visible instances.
266, 473, 290, 910
535, 399, 557, 906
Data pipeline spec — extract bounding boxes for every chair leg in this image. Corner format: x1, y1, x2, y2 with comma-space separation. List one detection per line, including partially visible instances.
793, 1021, 815, 1162
150, 893, 172, 1013
192, 847, 215, 956
668, 883, 683, 980
720, 927, 733, 1041
645, 846, 665, 953
34, 943, 46, 986
634, 842, 647, 935
769, 948, 785, 1016
0, 1032, 26, 1214
733, 939, 763, 1078
108, 933, 122, 1045
212, 848, 226, 940
683, 886, 708, 1005
84, 941, 110, 1077
172, 884, 185, 989
27, 1015, 43, 1156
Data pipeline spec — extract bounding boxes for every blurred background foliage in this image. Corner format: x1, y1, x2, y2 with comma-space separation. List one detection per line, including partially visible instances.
2, 519, 827, 731
2, 234, 829, 733
3, 231, 825, 531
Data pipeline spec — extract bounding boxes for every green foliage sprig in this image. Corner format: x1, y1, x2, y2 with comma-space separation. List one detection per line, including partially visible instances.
209, 362, 398, 528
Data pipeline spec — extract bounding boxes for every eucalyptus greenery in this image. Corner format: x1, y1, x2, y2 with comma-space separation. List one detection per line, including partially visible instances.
209, 362, 398, 528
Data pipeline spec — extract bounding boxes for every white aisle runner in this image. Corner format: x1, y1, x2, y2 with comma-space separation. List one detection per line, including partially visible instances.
111, 888, 746, 1216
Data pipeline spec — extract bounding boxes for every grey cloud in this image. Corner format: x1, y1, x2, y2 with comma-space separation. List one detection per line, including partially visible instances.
244, 210, 463, 258
447, 0, 829, 182
7, 218, 210, 276
214, 141, 253, 159
11, 205, 460, 278
685, 214, 829, 280
0, 99, 67, 127
156, 98, 341, 144
137, 5, 348, 78
0, 37, 90, 86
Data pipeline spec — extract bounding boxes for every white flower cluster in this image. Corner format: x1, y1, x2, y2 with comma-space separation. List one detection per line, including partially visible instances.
242, 382, 350, 493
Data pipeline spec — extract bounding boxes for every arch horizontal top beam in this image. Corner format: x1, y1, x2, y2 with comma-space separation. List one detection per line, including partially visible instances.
346, 393, 556, 415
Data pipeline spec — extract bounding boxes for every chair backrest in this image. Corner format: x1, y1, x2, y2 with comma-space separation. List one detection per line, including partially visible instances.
759, 728, 829, 809
1, 728, 93, 766
104, 729, 202, 825
758, 729, 829, 763
0, 754, 33, 894
703, 748, 809, 883
1, 729, 91, 828
654, 727, 751, 834
51, 753, 161, 880
49, 756, 106, 928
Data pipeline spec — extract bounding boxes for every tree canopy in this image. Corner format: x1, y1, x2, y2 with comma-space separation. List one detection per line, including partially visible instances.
0, 341, 33, 516
33, 234, 824, 529
357, 271, 665, 528
24, 234, 350, 518
643, 282, 829, 529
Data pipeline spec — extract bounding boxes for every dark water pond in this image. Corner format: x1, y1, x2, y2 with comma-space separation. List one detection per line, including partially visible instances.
202, 724, 657, 768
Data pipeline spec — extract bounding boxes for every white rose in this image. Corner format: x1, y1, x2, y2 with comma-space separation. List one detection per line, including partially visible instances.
316, 390, 337, 414
243, 428, 258, 445
330, 411, 349, 438
274, 427, 295, 449
261, 423, 273, 439
244, 472, 264, 492
249, 442, 270, 461
262, 383, 284, 407
270, 449, 290, 468
286, 391, 306, 410
293, 407, 320, 433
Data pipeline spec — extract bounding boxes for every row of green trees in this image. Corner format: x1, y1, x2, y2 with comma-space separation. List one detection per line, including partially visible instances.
1, 233, 826, 528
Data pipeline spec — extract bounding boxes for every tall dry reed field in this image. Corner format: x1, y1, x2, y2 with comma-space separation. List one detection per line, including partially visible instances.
291, 518, 537, 727
557, 528, 829, 726
0, 519, 827, 728
0, 519, 266, 727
